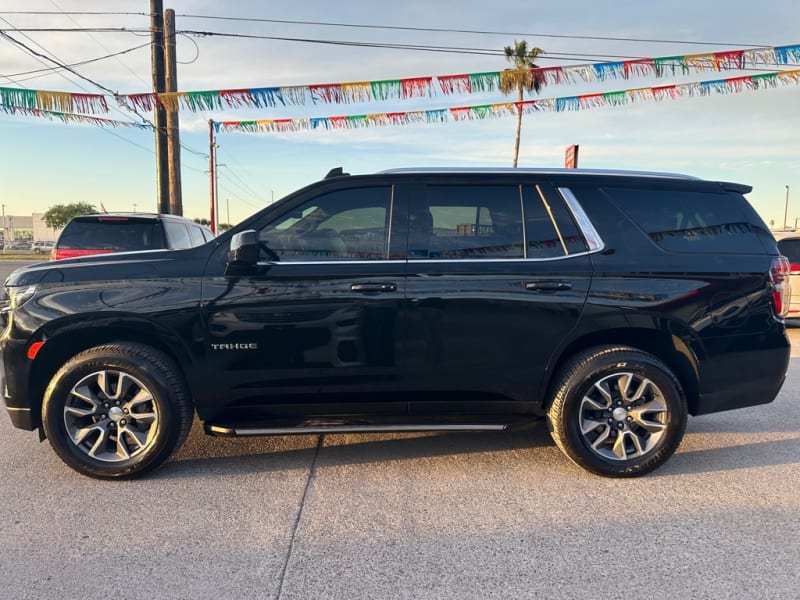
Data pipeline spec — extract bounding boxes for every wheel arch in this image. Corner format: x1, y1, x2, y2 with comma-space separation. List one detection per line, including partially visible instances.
543, 327, 701, 415
27, 316, 198, 432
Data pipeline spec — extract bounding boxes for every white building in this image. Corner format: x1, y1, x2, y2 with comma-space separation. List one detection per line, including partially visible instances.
32, 213, 63, 242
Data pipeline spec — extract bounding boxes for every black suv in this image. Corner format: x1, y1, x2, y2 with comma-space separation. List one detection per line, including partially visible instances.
0, 168, 791, 479
52, 212, 214, 260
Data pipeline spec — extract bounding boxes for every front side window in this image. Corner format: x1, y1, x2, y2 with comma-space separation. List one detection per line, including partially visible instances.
410, 185, 524, 259
258, 187, 392, 261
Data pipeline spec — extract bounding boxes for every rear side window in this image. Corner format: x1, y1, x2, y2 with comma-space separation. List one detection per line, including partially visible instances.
414, 185, 524, 259
163, 222, 192, 249
604, 187, 764, 253
58, 219, 165, 251
189, 226, 206, 246
777, 238, 800, 266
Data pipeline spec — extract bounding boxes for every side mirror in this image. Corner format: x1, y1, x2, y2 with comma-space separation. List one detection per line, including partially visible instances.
228, 230, 259, 266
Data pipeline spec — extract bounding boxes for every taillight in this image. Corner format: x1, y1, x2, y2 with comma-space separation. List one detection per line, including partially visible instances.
791, 263, 800, 275
770, 256, 791, 317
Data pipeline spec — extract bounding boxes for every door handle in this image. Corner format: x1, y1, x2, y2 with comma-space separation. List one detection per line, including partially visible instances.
525, 281, 572, 292
350, 282, 398, 293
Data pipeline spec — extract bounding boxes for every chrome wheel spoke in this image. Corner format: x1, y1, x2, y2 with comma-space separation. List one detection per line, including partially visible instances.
126, 389, 156, 423
590, 380, 613, 407
630, 397, 668, 434
119, 426, 149, 455
86, 426, 112, 459
580, 416, 606, 435
72, 423, 105, 446
590, 425, 612, 450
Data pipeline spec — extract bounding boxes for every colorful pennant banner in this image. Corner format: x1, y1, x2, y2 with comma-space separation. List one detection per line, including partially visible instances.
0, 44, 798, 117
0, 104, 150, 129
211, 70, 800, 134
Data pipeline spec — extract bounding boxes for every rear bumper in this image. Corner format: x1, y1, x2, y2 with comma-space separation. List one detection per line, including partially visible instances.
693, 332, 790, 416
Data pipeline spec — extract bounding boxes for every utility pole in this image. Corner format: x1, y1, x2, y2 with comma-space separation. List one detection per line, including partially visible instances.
209, 120, 217, 234
164, 8, 183, 216
150, 0, 169, 214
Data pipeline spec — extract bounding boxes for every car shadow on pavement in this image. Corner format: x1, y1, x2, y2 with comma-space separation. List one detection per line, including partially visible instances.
159, 422, 555, 480
655, 436, 800, 476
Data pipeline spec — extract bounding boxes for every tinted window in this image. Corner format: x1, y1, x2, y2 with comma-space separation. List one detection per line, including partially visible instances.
58, 218, 165, 251
189, 226, 206, 246
777, 238, 800, 265
411, 185, 524, 259
523, 184, 587, 258
259, 187, 391, 261
604, 187, 764, 253
163, 222, 192, 249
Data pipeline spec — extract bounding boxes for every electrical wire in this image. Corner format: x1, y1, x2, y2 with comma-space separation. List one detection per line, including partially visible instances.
0, 10, 769, 48
48, 0, 151, 88
3, 41, 150, 81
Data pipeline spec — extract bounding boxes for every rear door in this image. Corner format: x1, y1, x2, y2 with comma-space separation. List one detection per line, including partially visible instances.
404, 177, 592, 416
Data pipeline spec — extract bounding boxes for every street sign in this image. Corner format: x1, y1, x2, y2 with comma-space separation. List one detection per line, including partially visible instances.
565, 144, 579, 168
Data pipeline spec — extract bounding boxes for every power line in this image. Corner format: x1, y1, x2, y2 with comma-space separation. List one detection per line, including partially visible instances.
175, 14, 771, 48
3, 41, 150, 81
0, 12, 768, 47
0, 11, 147, 16
0, 29, 117, 94
48, 0, 151, 88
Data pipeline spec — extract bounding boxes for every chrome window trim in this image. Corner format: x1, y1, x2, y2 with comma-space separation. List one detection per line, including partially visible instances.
255, 255, 594, 266
256, 259, 408, 266
558, 187, 605, 253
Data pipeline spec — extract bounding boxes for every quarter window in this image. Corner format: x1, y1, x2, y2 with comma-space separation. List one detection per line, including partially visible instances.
604, 187, 765, 254
523, 185, 587, 258
259, 187, 391, 261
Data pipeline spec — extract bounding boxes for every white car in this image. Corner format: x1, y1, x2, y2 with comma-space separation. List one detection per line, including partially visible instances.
774, 231, 800, 321
31, 240, 55, 255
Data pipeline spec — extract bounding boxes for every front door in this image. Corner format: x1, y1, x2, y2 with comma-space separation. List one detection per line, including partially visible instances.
200, 183, 408, 423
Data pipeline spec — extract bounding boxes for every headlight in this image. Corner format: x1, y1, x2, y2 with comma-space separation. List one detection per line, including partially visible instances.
0, 285, 37, 312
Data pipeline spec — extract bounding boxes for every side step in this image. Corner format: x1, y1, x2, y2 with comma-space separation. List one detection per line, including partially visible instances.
205, 422, 510, 437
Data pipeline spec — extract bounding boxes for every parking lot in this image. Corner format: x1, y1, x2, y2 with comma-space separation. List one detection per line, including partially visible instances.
1, 362, 799, 599
0, 259, 798, 599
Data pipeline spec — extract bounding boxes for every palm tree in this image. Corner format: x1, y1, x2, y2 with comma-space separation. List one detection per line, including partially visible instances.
501, 41, 545, 167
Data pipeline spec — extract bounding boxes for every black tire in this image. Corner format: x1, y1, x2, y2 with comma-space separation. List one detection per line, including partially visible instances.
42, 343, 193, 479
547, 346, 687, 478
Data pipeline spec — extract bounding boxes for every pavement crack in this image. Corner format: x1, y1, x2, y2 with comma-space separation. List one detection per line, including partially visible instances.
275, 434, 324, 600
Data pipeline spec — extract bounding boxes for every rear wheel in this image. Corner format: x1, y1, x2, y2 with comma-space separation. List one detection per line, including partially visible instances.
548, 346, 687, 477
42, 343, 193, 479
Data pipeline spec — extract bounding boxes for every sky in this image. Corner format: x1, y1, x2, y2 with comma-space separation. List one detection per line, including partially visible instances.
0, 0, 798, 228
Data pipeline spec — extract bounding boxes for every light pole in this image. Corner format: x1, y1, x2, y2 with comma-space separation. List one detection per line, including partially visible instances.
785, 186, 790, 230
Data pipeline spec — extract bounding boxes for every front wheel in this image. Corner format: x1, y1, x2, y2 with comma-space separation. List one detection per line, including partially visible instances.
547, 346, 687, 477
42, 343, 193, 479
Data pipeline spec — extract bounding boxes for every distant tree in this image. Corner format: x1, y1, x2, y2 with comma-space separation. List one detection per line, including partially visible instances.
193, 217, 232, 233
43, 202, 97, 229
501, 40, 545, 168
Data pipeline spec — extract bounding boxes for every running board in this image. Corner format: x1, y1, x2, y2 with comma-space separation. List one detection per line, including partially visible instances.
205, 423, 509, 437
